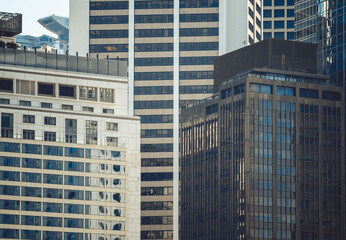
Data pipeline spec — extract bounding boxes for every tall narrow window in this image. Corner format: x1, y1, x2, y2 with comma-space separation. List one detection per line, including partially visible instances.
23, 129, 35, 140
86, 121, 98, 145
1, 113, 13, 138
65, 119, 77, 143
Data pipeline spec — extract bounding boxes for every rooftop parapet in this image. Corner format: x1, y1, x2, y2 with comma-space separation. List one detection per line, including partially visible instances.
0, 47, 127, 77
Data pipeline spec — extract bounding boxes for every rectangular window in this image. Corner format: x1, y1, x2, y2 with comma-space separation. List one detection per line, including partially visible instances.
82, 107, 94, 112
264, 21, 272, 29
38, 83, 54, 96
62, 105, 73, 110
287, 21, 294, 28
276, 86, 296, 96
23, 115, 35, 124
19, 100, 31, 107
0, 78, 13, 92
263, 0, 272, 6
300, 88, 318, 99
107, 122, 118, 131
274, 0, 284, 6
59, 85, 75, 98
100, 88, 114, 103
41, 102, 52, 109
1, 113, 13, 138
103, 108, 114, 114
23, 130, 35, 140
322, 90, 341, 101
44, 117, 56, 125
274, 21, 285, 28
65, 119, 77, 143
0, 98, 9, 104
107, 137, 118, 147
79, 86, 97, 101
287, 9, 294, 18
16, 80, 35, 95
250, 83, 273, 94
86, 121, 98, 145
44, 132, 56, 142
263, 10, 272, 18
274, 32, 284, 39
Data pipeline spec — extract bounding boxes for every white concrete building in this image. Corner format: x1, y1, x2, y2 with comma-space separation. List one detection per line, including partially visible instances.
0, 47, 141, 240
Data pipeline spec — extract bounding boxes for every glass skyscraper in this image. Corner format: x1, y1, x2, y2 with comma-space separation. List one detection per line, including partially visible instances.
181, 39, 345, 240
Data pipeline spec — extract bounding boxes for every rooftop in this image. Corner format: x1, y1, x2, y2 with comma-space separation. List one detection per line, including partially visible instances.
0, 12, 22, 37
38, 15, 69, 41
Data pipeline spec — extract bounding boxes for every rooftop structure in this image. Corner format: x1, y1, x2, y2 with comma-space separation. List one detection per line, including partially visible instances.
0, 12, 22, 37
38, 15, 69, 41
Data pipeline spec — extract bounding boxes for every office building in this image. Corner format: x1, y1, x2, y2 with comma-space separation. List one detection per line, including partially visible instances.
263, 0, 295, 40
70, 1, 262, 238
0, 46, 141, 239
181, 39, 345, 239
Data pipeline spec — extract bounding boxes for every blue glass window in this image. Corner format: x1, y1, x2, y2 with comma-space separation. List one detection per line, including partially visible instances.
0, 185, 19, 196
300, 88, 318, 98
180, 13, 218, 22
264, 33, 272, 39
22, 144, 42, 155
22, 186, 41, 197
89, 15, 128, 24
43, 174, 63, 185
274, 10, 285, 18
43, 202, 62, 213
0, 156, 19, 167
134, 57, 173, 66
90, 1, 128, 10
287, 0, 294, 6
0, 214, 19, 224
135, 71, 173, 81
43, 217, 62, 227
180, 28, 218, 37
64, 190, 84, 200
274, 0, 284, 6
136, 0, 173, 9
180, 0, 218, 8
21, 215, 41, 226
0, 200, 19, 210
22, 158, 41, 169
0, 171, 20, 181
21, 230, 41, 239
64, 204, 84, 214
43, 231, 62, 240
274, 32, 285, 39
43, 145, 63, 156
21, 201, 41, 211
43, 188, 62, 199
0, 229, 19, 239
287, 9, 294, 17
89, 44, 128, 53
0, 142, 20, 152
264, 21, 272, 29
134, 100, 173, 109
65, 232, 83, 240
180, 42, 218, 51
90, 29, 128, 39
44, 160, 63, 170
264, 0, 272, 6
65, 175, 84, 186
65, 161, 84, 172
287, 32, 295, 40
65, 147, 84, 158
287, 21, 294, 28
263, 10, 272, 18
140, 115, 173, 124
142, 172, 173, 181
22, 172, 42, 183
276, 86, 296, 96
135, 15, 173, 23
141, 144, 173, 152
322, 90, 341, 100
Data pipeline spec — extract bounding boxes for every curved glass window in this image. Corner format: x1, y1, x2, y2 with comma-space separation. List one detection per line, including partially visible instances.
43, 202, 62, 213
22, 158, 41, 169
43, 217, 62, 227
43, 188, 62, 199
21, 215, 41, 226
22, 186, 41, 197
0, 156, 19, 167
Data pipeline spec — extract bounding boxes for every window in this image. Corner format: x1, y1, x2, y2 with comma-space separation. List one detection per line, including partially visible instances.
44, 132, 56, 142
274, 32, 285, 39
16, 80, 35, 95
0, 98, 9, 104
274, 21, 285, 29
38, 83, 54, 96
100, 88, 114, 103
19, 100, 31, 106
44, 117, 56, 125
103, 108, 114, 114
86, 121, 98, 145
264, 33, 272, 39
287, 0, 294, 6
1, 113, 13, 138
82, 106, 94, 112
59, 85, 75, 98
79, 86, 97, 101
107, 137, 118, 147
287, 21, 294, 28
300, 88, 318, 98
264, 10, 272, 18
264, 0, 272, 6
274, 0, 284, 6
276, 86, 296, 96
287, 9, 294, 18
23, 130, 35, 140
107, 122, 118, 131
62, 105, 73, 110
264, 21, 272, 29
65, 119, 77, 143
23, 115, 35, 124
141, 173, 173, 181
287, 32, 295, 40
41, 102, 52, 109
0, 78, 13, 92
250, 83, 273, 94
322, 90, 341, 101
274, 10, 285, 18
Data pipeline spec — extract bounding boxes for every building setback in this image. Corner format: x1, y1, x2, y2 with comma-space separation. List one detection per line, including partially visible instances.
69, 0, 263, 239
181, 39, 345, 240
0, 47, 141, 239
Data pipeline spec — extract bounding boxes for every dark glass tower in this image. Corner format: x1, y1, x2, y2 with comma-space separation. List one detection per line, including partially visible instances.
180, 39, 345, 240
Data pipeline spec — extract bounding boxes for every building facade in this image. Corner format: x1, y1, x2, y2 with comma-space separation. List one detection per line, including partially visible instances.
181, 39, 345, 240
263, 0, 295, 40
69, 0, 263, 239
0, 48, 141, 239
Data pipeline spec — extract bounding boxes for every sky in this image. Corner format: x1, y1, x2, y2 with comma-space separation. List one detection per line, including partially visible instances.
2, 0, 69, 37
